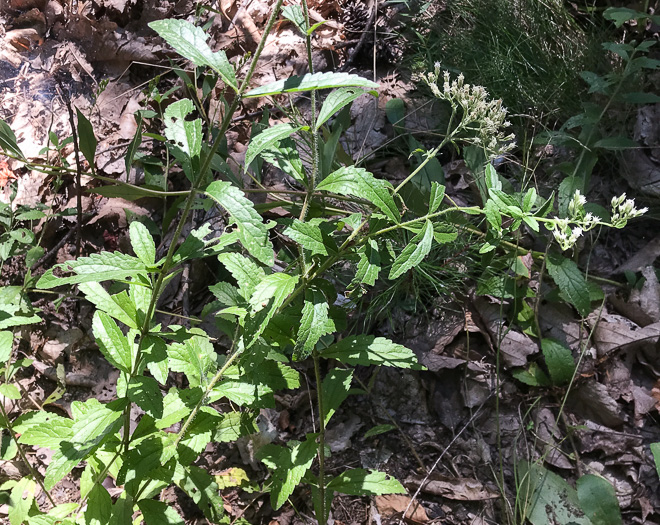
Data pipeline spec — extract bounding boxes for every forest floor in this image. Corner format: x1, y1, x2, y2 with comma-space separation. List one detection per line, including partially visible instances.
1, 0, 660, 524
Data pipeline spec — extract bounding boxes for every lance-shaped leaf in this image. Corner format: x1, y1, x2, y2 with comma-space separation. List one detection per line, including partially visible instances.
545, 251, 592, 317
80, 283, 138, 329
327, 469, 405, 496
139, 500, 185, 525
322, 335, 421, 369
0, 330, 12, 362
76, 109, 97, 167
259, 138, 306, 183
258, 434, 318, 510
16, 412, 73, 449
92, 311, 134, 373
163, 99, 202, 159
167, 335, 217, 388
429, 182, 446, 214
0, 119, 24, 159
283, 219, 329, 256
244, 123, 302, 169
245, 72, 379, 98
316, 87, 371, 130
321, 368, 353, 426
245, 273, 299, 348
217, 252, 265, 300
149, 19, 237, 91
351, 239, 381, 290
205, 181, 274, 266
37, 252, 148, 289
129, 221, 156, 267
317, 167, 399, 223
389, 219, 434, 280
295, 289, 333, 360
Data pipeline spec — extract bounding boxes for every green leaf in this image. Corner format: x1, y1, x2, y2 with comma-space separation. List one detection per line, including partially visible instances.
317, 166, 399, 223
295, 290, 333, 360
517, 462, 591, 525
603, 7, 645, 27
0, 384, 20, 399
1, 429, 17, 461
576, 474, 621, 525
17, 413, 72, 448
205, 181, 274, 266
167, 335, 217, 388
389, 219, 434, 280
245, 123, 302, 169
593, 136, 638, 150
163, 99, 202, 159
364, 424, 396, 438
138, 499, 186, 525
71, 399, 125, 444
37, 252, 148, 289
545, 252, 592, 317
283, 219, 330, 256
149, 19, 237, 91
129, 220, 156, 266
258, 435, 318, 510
0, 330, 12, 362
259, 138, 306, 183
8, 477, 36, 525
127, 376, 163, 419
217, 252, 265, 300
125, 112, 143, 177
541, 339, 575, 386
81, 283, 138, 329
76, 109, 97, 167
173, 465, 225, 522
245, 72, 378, 98
317, 88, 372, 130
651, 443, 660, 478
85, 484, 112, 525
92, 311, 134, 373
327, 469, 405, 496
282, 5, 306, 33
0, 118, 25, 159
351, 239, 381, 290
429, 182, 445, 214
321, 368, 353, 426
620, 92, 660, 104
322, 335, 421, 369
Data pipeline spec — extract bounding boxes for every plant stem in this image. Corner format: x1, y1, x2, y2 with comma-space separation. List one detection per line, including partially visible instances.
312, 351, 327, 525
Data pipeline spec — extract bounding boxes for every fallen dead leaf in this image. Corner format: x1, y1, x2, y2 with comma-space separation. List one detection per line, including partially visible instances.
373, 494, 428, 524
609, 266, 660, 326
405, 474, 499, 501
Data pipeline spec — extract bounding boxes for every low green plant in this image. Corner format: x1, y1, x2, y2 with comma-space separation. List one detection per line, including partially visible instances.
0, 4, 649, 525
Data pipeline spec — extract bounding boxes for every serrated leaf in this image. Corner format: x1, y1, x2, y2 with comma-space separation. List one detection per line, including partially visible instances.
258, 435, 318, 510
0, 384, 20, 399
389, 219, 433, 280
429, 182, 445, 214
117, 433, 177, 490
92, 311, 134, 373
282, 5, 306, 33
541, 339, 575, 385
37, 252, 148, 289
0, 118, 25, 159
245, 123, 302, 169
85, 484, 112, 525
295, 290, 333, 360
317, 87, 371, 130
245, 72, 378, 98
327, 469, 405, 496
167, 336, 217, 388
217, 252, 265, 300
322, 335, 421, 369
76, 109, 97, 167
205, 181, 274, 266
139, 499, 186, 525
545, 252, 592, 317
174, 465, 225, 522
321, 368, 353, 426
163, 99, 202, 159
70, 399, 126, 444
129, 221, 156, 266
245, 273, 299, 348
576, 474, 622, 525
351, 239, 381, 290
317, 166, 399, 223
81, 283, 138, 329
259, 138, 306, 183
17, 413, 72, 448
283, 219, 329, 256
127, 376, 163, 419
149, 19, 237, 90
8, 477, 36, 525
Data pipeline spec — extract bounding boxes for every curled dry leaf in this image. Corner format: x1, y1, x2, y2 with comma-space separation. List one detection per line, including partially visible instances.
405, 474, 499, 501
373, 494, 428, 524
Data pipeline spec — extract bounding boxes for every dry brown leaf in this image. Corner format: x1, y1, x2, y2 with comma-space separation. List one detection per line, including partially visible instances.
570, 381, 624, 427
373, 494, 428, 524
609, 266, 660, 326
590, 311, 660, 357
406, 474, 498, 501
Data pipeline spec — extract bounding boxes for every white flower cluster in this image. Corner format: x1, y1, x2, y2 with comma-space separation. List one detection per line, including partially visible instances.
547, 190, 647, 250
421, 65, 516, 158
610, 193, 648, 228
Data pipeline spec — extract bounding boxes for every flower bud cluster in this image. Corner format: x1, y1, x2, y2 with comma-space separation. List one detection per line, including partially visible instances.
421, 65, 516, 158
610, 194, 647, 228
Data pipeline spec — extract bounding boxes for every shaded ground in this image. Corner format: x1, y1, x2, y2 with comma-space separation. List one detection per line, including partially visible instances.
1, 1, 660, 524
